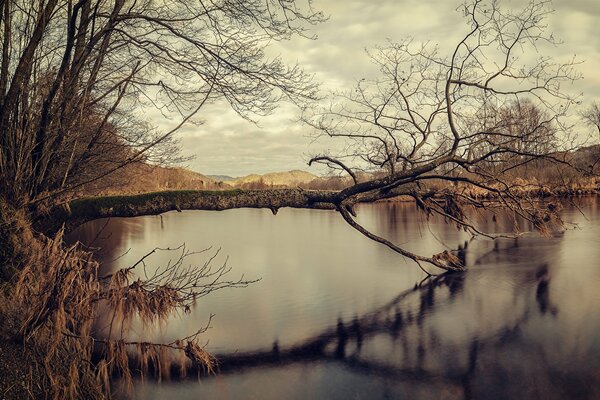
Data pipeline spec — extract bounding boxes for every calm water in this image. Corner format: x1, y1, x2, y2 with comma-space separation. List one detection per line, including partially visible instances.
70, 197, 600, 400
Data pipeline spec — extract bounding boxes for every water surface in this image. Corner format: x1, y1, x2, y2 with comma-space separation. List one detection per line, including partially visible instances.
71, 197, 600, 399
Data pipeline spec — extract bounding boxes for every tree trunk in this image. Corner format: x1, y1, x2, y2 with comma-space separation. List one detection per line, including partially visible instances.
42, 189, 341, 233
39, 186, 466, 272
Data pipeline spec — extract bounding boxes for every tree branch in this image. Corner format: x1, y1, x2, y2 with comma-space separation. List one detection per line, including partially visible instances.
44, 189, 340, 233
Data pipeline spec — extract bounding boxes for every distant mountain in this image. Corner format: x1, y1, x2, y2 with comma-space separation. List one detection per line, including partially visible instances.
83, 165, 344, 195
230, 170, 318, 187
207, 174, 236, 182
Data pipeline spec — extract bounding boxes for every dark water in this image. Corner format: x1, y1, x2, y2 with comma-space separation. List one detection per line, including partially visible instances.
70, 197, 600, 400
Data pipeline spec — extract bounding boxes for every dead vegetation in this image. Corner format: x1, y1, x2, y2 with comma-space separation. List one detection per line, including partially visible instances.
0, 201, 252, 399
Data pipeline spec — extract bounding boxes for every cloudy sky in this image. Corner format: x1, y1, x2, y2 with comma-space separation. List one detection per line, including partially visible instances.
164, 0, 600, 177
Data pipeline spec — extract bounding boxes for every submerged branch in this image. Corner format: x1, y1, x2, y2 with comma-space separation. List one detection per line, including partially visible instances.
338, 203, 465, 272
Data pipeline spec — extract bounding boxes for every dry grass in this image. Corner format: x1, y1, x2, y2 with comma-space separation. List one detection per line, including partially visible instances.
0, 205, 250, 399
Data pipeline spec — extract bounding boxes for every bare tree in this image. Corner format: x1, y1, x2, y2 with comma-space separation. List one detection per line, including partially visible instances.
0, 0, 324, 205
302, 0, 582, 272
582, 101, 600, 140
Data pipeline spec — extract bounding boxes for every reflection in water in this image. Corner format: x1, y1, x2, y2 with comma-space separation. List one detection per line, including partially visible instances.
68, 197, 600, 400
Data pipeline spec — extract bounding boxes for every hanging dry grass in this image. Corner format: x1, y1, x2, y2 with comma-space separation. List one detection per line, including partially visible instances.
5, 227, 252, 399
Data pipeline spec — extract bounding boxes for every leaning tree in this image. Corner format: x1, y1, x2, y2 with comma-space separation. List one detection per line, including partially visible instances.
302, 0, 583, 272
60, 0, 587, 275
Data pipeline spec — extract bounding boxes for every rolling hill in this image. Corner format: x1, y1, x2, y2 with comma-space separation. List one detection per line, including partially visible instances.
229, 170, 319, 188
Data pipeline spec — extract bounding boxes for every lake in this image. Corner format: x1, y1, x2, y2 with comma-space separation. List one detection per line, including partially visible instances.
70, 196, 600, 400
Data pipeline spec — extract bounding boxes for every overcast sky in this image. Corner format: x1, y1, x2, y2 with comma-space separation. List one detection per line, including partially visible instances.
164, 0, 600, 177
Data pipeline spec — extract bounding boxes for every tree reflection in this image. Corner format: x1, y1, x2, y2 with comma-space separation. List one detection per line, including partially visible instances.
157, 236, 587, 399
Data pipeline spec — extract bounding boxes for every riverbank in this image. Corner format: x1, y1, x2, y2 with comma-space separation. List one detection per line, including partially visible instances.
376, 185, 600, 202
0, 201, 104, 400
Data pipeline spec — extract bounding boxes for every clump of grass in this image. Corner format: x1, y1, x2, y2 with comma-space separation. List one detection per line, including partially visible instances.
3, 219, 252, 399
0, 199, 38, 282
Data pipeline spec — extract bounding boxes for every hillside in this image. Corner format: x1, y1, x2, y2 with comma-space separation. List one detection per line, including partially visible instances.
207, 174, 236, 182
82, 166, 330, 195
81, 164, 224, 195
153, 167, 219, 189
230, 170, 319, 188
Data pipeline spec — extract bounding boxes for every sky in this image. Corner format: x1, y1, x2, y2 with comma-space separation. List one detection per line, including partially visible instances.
161, 0, 600, 177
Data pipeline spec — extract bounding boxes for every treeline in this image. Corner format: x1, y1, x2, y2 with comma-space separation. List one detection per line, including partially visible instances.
88, 144, 599, 196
